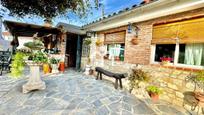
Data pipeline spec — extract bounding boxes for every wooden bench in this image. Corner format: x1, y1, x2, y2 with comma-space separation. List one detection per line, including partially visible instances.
95, 67, 126, 89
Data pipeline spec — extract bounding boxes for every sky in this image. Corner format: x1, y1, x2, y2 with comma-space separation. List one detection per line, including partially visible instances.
1, 0, 142, 28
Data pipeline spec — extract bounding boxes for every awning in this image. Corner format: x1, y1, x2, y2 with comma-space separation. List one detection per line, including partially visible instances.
152, 17, 204, 44
104, 31, 126, 44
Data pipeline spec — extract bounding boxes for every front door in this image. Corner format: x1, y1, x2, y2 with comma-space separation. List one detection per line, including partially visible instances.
66, 34, 77, 68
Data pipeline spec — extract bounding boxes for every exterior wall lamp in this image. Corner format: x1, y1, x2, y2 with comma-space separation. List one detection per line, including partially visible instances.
128, 22, 132, 34
128, 22, 140, 37
86, 31, 96, 38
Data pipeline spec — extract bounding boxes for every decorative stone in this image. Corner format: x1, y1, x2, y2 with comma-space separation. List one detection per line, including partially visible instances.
167, 83, 178, 90
185, 82, 195, 90
176, 92, 184, 98
22, 63, 46, 93
84, 65, 91, 75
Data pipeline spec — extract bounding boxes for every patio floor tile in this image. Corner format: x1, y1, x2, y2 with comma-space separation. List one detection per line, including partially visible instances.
0, 69, 188, 115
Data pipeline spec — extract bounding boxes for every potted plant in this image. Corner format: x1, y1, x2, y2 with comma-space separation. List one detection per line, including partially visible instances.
50, 57, 60, 73
10, 33, 47, 93
83, 38, 93, 75
84, 38, 92, 46
186, 70, 204, 102
128, 69, 150, 93
160, 56, 173, 66
146, 85, 162, 102
131, 36, 138, 45
95, 39, 103, 47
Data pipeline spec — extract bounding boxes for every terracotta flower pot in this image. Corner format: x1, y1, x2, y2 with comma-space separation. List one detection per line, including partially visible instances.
59, 62, 65, 72
89, 69, 94, 75
149, 92, 159, 102
195, 92, 204, 102
115, 56, 120, 61
131, 38, 138, 45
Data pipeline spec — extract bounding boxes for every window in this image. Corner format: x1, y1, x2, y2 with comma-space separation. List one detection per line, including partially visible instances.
152, 17, 204, 68
152, 43, 204, 67
178, 44, 204, 66
105, 44, 125, 61
155, 44, 175, 62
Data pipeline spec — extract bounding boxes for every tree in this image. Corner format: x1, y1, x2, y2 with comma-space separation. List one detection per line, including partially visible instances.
1, 0, 98, 20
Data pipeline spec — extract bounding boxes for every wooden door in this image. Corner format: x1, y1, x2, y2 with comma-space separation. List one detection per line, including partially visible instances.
66, 34, 77, 67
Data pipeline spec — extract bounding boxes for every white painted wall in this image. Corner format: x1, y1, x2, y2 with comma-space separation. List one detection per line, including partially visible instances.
17, 37, 33, 49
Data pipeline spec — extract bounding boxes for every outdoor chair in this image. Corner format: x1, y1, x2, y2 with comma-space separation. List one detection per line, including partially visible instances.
0, 51, 12, 75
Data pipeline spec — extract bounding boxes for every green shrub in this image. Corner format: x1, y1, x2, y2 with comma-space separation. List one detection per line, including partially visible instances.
84, 38, 92, 46
10, 52, 26, 78
50, 57, 60, 64
24, 40, 44, 50
146, 86, 162, 94
186, 70, 204, 90
32, 51, 48, 63
128, 69, 150, 92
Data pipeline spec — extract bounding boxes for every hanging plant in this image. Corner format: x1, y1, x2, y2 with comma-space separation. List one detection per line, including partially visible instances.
95, 39, 103, 46
84, 38, 92, 46
131, 37, 138, 45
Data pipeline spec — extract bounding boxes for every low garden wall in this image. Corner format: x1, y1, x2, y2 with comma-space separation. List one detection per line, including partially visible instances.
81, 59, 199, 109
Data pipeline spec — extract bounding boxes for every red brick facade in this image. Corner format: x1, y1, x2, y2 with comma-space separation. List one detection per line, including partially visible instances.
96, 7, 204, 65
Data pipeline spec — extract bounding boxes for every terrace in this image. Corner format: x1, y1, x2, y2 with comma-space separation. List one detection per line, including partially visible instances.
0, 0, 204, 115
0, 69, 187, 114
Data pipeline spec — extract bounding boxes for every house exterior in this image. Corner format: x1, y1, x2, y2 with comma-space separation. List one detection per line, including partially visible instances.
69, 0, 204, 108
2, 31, 33, 49
0, 32, 12, 51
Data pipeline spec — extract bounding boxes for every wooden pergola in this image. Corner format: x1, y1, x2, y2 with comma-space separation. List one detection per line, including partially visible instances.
3, 20, 63, 47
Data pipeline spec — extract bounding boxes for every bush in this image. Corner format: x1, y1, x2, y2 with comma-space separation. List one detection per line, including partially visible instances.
50, 58, 60, 64
186, 70, 204, 90
10, 52, 26, 78
128, 69, 150, 92
146, 85, 162, 95
32, 51, 48, 63
84, 38, 92, 46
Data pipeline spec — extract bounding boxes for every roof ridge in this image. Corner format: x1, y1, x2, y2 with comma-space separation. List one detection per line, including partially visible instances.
82, 0, 158, 27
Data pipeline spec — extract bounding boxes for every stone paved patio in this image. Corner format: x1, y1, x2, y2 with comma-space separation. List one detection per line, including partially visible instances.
0, 69, 190, 115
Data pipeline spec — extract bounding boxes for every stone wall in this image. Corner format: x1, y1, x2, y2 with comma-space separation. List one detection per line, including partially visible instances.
90, 60, 197, 108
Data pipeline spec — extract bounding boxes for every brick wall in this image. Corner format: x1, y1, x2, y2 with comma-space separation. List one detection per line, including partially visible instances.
94, 8, 204, 65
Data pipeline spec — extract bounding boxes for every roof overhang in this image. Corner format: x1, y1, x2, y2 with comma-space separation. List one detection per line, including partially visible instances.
57, 22, 86, 35
4, 20, 62, 37
82, 0, 204, 31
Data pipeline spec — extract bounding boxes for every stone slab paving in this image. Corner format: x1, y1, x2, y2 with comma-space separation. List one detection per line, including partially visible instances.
0, 69, 189, 115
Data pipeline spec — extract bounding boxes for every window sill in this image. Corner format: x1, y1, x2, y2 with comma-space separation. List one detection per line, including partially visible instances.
150, 63, 203, 72
104, 59, 124, 62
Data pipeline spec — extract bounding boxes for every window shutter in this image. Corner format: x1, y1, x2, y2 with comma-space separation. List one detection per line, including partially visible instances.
104, 31, 125, 44
152, 17, 204, 44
